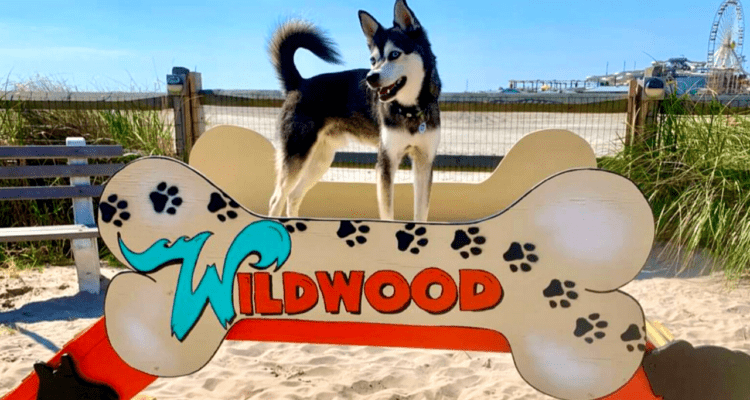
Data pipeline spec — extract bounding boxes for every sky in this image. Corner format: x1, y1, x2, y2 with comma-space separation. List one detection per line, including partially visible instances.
0, 0, 735, 93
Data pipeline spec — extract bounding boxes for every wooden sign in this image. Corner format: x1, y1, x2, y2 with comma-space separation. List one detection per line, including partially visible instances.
96, 156, 655, 400
188, 125, 599, 221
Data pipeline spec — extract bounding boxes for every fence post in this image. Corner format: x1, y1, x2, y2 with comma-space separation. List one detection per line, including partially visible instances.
640, 83, 662, 143
167, 68, 204, 162
167, 67, 191, 161
626, 79, 662, 146
626, 80, 639, 146
187, 71, 205, 144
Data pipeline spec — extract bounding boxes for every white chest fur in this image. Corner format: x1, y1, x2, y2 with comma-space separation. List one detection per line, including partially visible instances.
380, 126, 440, 160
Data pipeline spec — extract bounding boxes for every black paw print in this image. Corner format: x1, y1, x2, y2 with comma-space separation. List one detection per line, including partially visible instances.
149, 182, 183, 215
574, 313, 608, 344
451, 227, 485, 259
621, 324, 647, 352
337, 221, 369, 247
99, 194, 130, 227
278, 219, 308, 234
543, 279, 578, 308
396, 223, 428, 254
207, 192, 240, 222
504, 242, 538, 272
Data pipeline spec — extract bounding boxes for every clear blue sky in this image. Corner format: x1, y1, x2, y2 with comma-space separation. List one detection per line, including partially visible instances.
0, 0, 731, 92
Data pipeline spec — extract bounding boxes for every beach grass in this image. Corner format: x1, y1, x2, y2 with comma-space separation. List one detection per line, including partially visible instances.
599, 93, 750, 279
0, 78, 174, 270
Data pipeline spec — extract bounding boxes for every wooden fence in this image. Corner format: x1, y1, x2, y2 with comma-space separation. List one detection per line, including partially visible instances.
5, 67, 747, 172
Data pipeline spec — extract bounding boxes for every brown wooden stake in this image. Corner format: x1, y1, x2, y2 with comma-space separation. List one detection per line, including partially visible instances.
169, 67, 189, 162
186, 72, 205, 152
181, 77, 194, 163
626, 79, 637, 146
169, 67, 197, 162
169, 69, 204, 162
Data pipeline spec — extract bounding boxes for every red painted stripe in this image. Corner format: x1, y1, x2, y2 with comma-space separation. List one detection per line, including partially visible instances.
227, 319, 512, 352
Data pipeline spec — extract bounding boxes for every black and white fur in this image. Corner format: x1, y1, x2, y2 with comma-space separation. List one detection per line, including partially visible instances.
267, 0, 440, 221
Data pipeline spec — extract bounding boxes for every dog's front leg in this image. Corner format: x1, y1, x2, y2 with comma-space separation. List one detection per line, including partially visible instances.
376, 147, 399, 220
411, 147, 435, 222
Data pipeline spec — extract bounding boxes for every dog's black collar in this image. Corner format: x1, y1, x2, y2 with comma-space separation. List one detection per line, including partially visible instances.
393, 104, 426, 121
391, 103, 429, 134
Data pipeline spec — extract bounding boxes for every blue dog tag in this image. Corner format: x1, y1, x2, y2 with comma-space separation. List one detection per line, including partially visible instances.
418, 122, 427, 133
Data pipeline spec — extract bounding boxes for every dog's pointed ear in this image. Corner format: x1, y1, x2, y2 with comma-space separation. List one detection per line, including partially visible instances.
393, 0, 421, 31
359, 10, 382, 44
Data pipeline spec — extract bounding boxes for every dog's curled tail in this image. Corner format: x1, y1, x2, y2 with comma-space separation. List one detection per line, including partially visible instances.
268, 20, 342, 93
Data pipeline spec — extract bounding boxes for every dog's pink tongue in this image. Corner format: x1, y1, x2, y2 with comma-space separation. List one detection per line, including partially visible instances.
379, 82, 396, 95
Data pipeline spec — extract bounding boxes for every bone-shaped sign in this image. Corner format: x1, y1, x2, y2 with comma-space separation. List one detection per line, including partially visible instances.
98, 157, 654, 400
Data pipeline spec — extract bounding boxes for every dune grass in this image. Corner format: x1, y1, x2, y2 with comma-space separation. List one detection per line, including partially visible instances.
600, 93, 750, 279
0, 78, 174, 270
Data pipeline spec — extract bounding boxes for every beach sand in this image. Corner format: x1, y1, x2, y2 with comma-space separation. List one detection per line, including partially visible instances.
1, 247, 748, 400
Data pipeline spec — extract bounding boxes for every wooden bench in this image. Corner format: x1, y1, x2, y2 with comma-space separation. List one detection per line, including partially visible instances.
0, 137, 124, 293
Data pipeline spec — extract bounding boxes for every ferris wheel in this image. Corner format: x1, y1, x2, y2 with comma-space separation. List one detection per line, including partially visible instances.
707, 0, 745, 69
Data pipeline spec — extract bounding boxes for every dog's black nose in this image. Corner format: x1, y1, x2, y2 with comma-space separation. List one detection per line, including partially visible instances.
366, 73, 380, 86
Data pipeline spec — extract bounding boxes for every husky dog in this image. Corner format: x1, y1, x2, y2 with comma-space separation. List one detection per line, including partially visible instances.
267, 0, 440, 221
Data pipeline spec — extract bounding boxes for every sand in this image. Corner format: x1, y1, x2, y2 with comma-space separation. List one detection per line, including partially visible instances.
1, 247, 748, 400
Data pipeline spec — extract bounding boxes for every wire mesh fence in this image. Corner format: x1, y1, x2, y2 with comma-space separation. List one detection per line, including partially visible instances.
0, 92, 173, 152
202, 90, 630, 182
6, 88, 698, 185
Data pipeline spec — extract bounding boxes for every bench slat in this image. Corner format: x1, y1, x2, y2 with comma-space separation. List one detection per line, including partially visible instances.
0, 163, 124, 179
0, 145, 123, 159
0, 224, 100, 242
0, 185, 104, 200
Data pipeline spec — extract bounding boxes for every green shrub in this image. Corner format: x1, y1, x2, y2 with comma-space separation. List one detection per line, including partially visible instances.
1, 78, 174, 269
600, 93, 750, 279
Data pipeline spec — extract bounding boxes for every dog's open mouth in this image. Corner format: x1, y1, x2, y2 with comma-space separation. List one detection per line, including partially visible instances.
377, 77, 406, 101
